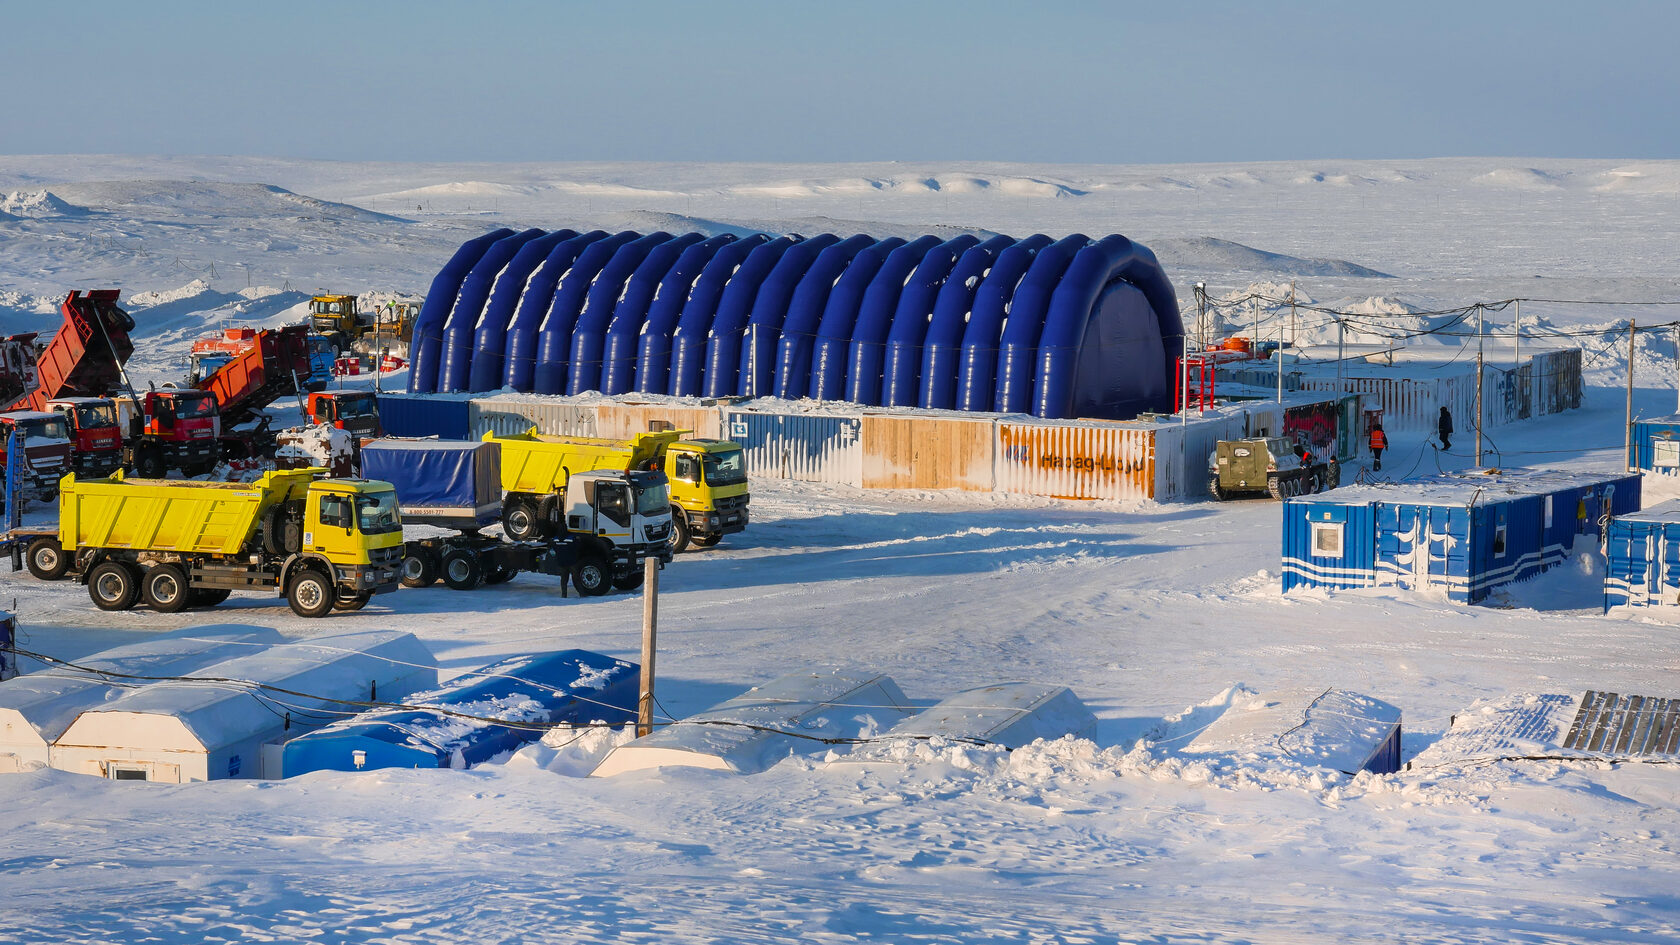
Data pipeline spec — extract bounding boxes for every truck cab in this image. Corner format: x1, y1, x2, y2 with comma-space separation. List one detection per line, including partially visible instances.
128, 389, 222, 477
187, 351, 233, 387
46, 397, 124, 477
563, 469, 673, 556
0, 410, 73, 500
306, 391, 382, 437
663, 439, 749, 551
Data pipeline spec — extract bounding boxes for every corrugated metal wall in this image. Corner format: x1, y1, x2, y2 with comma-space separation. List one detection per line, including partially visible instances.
993, 420, 1157, 501
1605, 514, 1680, 609
376, 395, 471, 439
1282, 499, 1377, 593
861, 416, 993, 490
468, 398, 599, 438
725, 410, 863, 484
593, 404, 725, 440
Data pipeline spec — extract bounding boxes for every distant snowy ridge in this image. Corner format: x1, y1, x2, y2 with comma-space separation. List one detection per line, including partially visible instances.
1152, 236, 1391, 279
0, 189, 89, 218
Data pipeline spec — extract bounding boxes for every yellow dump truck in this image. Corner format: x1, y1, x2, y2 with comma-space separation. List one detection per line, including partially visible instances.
489, 428, 748, 552
41, 467, 404, 617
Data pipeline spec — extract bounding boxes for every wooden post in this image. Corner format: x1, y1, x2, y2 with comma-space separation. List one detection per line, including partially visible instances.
636, 555, 659, 738
1627, 320, 1637, 472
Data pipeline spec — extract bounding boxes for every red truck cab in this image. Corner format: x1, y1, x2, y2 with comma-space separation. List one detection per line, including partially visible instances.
306, 391, 382, 437
127, 389, 222, 477
47, 396, 124, 476
0, 410, 74, 499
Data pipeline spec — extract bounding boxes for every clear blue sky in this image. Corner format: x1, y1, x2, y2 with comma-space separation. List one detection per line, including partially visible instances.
5, 0, 1675, 163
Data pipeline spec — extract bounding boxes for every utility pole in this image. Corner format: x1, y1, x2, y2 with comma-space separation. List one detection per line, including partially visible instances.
636, 556, 660, 738
1512, 298, 1520, 368
1289, 282, 1297, 349
1673, 322, 1679, 414
1335, 317, 1345, 401
1627, 320, 1637, 471
1475, 304, 1484, 468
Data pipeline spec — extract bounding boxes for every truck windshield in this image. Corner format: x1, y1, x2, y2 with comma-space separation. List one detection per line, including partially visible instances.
356, 492, 401, 533
636, 480, 670, 515
338, 393, 377, 417
18, 418, 69, 441
75, 403, 118, 428
701, 449, 746, 485
176, 395, 217, 419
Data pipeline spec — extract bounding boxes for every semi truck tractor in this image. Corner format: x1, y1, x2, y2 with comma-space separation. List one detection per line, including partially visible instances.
360, 438, 672, 595
489, 428, 748, 552
39, 467, 403, 617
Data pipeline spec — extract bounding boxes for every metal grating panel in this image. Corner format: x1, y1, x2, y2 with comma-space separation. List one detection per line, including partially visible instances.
1564, 691, 1680, 755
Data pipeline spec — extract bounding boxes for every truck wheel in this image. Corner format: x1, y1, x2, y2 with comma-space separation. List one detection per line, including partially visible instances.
695, 534, 722, 548
1208, 476, 1228, 501
286, 569, 335, 618
141, 564, 192, 613
571, 555, 612, 597
88, 561, 142, 611
333, 591, 373, 611
613, 567, 646, 591
440, 550, 485, 590
503, 498, 541, 541
135, 446, 166, 479
483, 563, 516, 585
400, 548, 437, 588
667, 510, 691, 553
25, 537, 70, 580
190, 588, 232, 608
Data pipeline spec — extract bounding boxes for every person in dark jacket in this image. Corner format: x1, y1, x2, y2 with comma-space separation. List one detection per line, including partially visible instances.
1368, 422, 1388, 471
1437, 407, 1453, 451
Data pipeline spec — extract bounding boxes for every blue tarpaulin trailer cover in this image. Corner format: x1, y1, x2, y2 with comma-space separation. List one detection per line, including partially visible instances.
282, 649, 639, 776
360, 439, 499, 521
412, 228, 1184, 421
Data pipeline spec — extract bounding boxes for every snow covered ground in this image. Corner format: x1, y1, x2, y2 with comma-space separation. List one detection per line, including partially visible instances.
1, 156, 1679, 943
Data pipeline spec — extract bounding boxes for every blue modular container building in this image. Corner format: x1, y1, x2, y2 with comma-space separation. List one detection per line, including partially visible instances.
1604, 500, 1680, 610
1631, 415, 1680, 474
406, 228, 1183, 422
1284, 470, 1642, 603
282, 649, 639, 776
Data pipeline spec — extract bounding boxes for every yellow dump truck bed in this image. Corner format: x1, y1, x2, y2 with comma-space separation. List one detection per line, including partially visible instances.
491, 429, 678, 495
60, 468, 321, 556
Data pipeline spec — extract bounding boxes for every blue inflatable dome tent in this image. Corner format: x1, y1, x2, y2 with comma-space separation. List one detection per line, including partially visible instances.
409, 228, 1182, 421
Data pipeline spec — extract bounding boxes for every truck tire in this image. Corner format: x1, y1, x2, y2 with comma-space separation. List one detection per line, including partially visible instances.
135, 446, 166, 479
667, 509, 691, 553
440, 550, 485, 590
502, 498, 541, 541
400, 548, 438, 588
190, 588, 232, 608
333, 591, 373, 612
263, 502, 304, 556
88, 561, 142, 611
141, 564, 192, 613
571, 554, 612, 597
613, 566, 646, 591
286, 568, 335, 618
25, 537, 70, 580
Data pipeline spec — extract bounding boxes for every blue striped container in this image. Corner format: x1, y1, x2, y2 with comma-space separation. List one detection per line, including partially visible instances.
1282, 495, 1379, 593
375, 395, 471, 440
1631, 416, 1680, 474
1604, 500, 1680, 610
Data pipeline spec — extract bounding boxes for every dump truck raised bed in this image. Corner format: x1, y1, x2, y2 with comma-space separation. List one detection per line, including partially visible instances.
489, 428, 748, 552
8, 290, 133, 413
361, 438, 671, 595
39, 467, 403, 617
194, 324, 320, 429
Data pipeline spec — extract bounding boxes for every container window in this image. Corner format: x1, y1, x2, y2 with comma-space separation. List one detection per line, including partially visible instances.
1494, 525, 1508, 557
1312, 522, 1344, 558
108, 765, 148, 781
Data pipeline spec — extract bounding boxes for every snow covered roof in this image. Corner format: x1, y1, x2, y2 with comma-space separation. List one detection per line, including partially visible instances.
1183, 687, 1402, 775
1614, 498, 1680, 525
0, 411, 59, 422
0, 629, 281, 753
591, 670, 913, 777
1303, 468, 1633, 509
55, 630, 437, 755
843, 683, 1096, 760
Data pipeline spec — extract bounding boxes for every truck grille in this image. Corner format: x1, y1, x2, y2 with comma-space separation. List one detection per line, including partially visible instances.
368, 545, 403, 566
715, 493, 749, 512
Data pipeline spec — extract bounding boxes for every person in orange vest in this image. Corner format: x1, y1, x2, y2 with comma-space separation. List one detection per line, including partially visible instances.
1369, 422, 1388, 471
